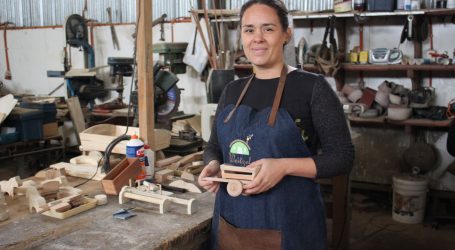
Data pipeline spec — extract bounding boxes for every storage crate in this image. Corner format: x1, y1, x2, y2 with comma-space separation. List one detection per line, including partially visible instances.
0, 131, 19, 144
79, 124, 171, 154
101, 157, 140, 195
3, 107, 43, 141
367, 0, 395, 11
20, 102, 57, 123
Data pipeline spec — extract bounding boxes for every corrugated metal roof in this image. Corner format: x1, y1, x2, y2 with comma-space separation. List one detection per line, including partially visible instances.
0, 0, 199, 27
0, 0, 334, 27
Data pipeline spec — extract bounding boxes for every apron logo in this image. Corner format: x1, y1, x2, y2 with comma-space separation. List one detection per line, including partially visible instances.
228, 134, 253, 167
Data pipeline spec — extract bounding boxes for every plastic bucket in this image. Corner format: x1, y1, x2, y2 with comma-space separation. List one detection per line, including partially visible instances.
392, 175, 428, 224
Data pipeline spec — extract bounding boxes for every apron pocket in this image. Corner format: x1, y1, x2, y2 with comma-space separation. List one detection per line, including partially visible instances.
218, 216, 282, 250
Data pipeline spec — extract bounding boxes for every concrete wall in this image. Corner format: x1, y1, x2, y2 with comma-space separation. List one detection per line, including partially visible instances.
0, 16, 454, 189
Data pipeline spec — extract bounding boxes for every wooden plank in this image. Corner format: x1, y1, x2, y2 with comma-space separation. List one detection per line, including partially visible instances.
67, 97, 85, 145
136, 0, 155, 149
155, 155, 183, 168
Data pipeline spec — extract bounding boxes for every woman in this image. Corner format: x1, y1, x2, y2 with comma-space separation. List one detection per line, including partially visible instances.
198, 1, 354, 249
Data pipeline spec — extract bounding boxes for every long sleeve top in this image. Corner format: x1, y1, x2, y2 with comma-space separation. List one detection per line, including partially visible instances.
203, 69, 355, 179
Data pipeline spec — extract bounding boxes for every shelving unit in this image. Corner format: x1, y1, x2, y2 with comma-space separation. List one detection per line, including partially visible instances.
230, 9, 454, 130
198, 7, 455, 250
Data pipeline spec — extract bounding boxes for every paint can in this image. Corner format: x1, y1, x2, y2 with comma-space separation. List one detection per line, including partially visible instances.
392, 174, 428, 224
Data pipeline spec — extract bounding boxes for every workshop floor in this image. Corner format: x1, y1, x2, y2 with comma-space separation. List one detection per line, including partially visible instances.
333, 190, 455, 250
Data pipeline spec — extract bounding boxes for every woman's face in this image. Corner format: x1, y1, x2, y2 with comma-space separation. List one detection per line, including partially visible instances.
240, 4, 290, 69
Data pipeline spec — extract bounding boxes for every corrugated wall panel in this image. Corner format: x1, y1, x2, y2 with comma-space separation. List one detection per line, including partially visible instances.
0, 0, 330, 27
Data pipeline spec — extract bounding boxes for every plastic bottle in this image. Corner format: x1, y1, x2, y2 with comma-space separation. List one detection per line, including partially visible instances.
404, 0, 412, 10
143, 144, 155, 178
126, 134, 144, 158
354, 0, 365, 11
136, 149, 147, 180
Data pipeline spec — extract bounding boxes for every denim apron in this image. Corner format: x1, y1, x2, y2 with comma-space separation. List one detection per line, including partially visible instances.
212, 66, 327, 250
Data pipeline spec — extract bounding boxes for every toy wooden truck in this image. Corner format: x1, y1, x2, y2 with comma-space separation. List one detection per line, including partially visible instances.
203, 164, 261, 197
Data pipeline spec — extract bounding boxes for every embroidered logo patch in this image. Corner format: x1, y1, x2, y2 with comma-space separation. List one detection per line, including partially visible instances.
228, 134, 252, 167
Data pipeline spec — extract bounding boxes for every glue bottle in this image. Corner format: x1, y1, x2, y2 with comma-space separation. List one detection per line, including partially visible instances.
136, 149, 147, 181
143, 144, 155, 178
126, 134, 143, 158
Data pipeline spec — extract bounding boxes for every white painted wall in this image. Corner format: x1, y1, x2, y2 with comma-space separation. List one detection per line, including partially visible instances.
0, 22, 207, 115
1, 17, 454, 112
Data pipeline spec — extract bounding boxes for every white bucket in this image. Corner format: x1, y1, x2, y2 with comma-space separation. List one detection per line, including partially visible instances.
392, 174, 428, 224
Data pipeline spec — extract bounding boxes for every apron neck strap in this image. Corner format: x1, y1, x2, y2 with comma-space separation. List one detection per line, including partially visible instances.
224, 65, 288, 127
268, 65, 288, 127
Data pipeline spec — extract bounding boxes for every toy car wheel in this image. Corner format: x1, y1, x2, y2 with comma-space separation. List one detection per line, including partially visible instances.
227, 180, 243, 197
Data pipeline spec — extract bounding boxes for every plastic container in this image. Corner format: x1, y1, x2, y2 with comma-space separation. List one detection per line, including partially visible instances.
126, 134, 143, 158
19, 102, 57, 123
392, 174, 428, 224
3, 107, 43, 141
143, 144, 155, 178
404, 0, 412, 10
136, 149, 147, 180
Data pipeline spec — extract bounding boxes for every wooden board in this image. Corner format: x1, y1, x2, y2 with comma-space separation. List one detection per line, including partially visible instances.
42, 197, 97, 219
67, 97, 85, 144
79, 124, 171, 153
0, 94, 18, 125
50, 162, 105, 181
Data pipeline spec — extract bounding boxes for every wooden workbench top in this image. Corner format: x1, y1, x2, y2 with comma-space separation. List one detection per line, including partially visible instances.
0, 177, 215, 249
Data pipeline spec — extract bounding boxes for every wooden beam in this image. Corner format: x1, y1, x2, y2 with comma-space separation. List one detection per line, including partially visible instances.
136, 0, 155, 148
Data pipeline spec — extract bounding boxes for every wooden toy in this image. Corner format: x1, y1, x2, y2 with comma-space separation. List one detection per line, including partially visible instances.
203, 164, 261, 197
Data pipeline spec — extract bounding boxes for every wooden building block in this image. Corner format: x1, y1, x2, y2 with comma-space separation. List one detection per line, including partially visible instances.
155, 156, 182, 168
154, 169, 174, 183
50, 202, 71, 213
0, 176, 22, 197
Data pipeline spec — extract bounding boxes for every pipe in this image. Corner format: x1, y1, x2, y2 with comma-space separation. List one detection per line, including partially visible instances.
3, 24, 12, 80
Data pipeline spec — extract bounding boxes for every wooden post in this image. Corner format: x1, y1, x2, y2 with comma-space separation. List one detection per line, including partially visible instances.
136, 0, 155, 148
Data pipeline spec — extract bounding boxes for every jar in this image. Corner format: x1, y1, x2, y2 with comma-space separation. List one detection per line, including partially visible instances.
354, 0, 365, 11
404, 0, 412, 10
411, 0, 421, 9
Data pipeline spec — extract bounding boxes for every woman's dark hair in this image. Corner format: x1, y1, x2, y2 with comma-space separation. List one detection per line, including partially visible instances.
239, 0, 289, 31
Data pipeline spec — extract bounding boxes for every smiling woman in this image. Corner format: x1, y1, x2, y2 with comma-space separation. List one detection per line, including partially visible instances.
199, 1, 355, 249
240, 2, 291, 78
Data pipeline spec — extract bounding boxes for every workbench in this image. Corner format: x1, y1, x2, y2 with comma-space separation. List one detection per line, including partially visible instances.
0, 177, 215, 249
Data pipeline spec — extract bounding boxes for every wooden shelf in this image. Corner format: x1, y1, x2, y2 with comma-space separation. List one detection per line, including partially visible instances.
206, 8, 454, 22
348, 115, 451, 128
342, 63, 455, 72
236, 63, 455, 73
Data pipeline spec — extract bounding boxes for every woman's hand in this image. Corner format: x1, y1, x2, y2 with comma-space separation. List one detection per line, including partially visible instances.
242, 159, 287, 195
198, 160, 221, 193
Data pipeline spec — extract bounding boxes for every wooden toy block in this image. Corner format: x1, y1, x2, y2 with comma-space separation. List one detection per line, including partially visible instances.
0, 176, 22, 197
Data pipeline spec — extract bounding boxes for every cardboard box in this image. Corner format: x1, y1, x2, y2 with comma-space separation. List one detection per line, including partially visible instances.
43, 122, 59, 137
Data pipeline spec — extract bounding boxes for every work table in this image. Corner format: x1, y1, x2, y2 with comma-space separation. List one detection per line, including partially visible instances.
0, 177, 215, 249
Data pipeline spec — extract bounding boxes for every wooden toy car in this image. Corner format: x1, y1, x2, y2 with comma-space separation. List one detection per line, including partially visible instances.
203, 164, 261, 197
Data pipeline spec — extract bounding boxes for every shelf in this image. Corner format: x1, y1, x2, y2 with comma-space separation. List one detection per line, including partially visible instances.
203, 8, 455, 22
348, 115, 451, 128
235, 63, 455, 72
342, 64, 455, 72
291, 10, 425, 20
